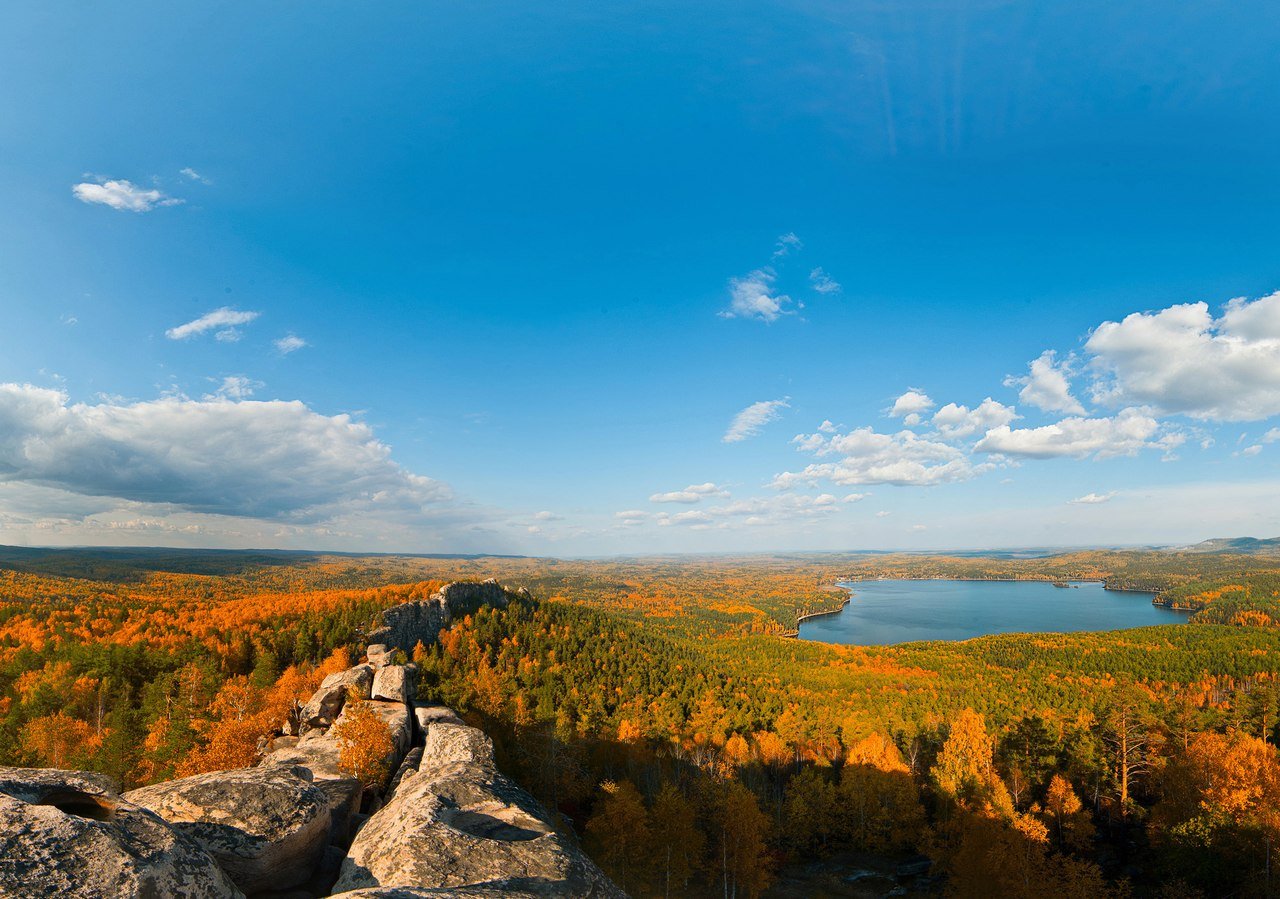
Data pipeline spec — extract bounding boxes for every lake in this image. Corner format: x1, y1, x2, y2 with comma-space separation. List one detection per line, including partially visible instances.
798, 579, 1191, 646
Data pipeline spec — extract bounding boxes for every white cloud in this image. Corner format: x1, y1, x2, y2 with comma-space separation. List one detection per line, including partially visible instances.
275, 334, 308, 355
1068, 492, 1116, 505
975, 407, 1161, 459
1240, 444, 1263, 457
889, 389, 934, 422
773, 232, 803, 258
777, 425, 984, 487
723, 398, 790, 443
180, 167, 211, 184
1006, 351, 1086, 415
655, 509, 714, 527
533, 511, 563, 521
166, 307, 261, 341
843, 493, 866, 503
615, 509, 647, 521
721, 269, 794, 322
206, 376, 261, 400
875, 510, 891, 517
1085, 293, 1280, 420
1262, 428, 1280, 443
73, 179, 182, 212
809, 267, 841, 295
0, 383, 452, 523
649, 482, 729, 504
931, 398, 1018, 439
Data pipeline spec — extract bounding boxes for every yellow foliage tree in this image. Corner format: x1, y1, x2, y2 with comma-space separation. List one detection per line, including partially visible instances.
334, 694, 395, 789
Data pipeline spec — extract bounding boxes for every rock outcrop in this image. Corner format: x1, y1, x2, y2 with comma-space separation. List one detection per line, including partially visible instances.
300, 664, 375, 734
0, 582, 620, 899
372, 664, 416, 703
123, 765, 331, 895
332, 722, 621, 897
364, 580, 517, 656
0, 766, 244, 899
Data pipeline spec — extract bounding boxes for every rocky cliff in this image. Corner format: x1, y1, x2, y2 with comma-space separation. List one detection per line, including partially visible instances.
0, 581, 622, 899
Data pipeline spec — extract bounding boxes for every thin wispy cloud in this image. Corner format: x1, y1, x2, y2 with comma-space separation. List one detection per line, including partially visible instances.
180, 167, 212, 184
773, 232, 802, 258
274, 334, 308, 354
649, 482, 729, 504
1069, 492, 1117, 505
809, 267, 841, 295
166, 307, 261, 341
73, 178, 183, 212
723, 398, 790, 443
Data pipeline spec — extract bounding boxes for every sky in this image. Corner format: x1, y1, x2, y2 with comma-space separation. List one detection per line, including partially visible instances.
2, 1, 1280, 555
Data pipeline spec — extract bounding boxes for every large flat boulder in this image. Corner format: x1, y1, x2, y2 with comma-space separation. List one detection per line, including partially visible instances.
332, 724, 621, 897
260, 734, 363, 847
372, 665, 416, 704
0, 766, 243, 899
124, 766, 330, 895
299, 665, 375, 733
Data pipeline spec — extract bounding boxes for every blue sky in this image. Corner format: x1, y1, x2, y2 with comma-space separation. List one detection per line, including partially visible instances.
2, 1, 1280, 554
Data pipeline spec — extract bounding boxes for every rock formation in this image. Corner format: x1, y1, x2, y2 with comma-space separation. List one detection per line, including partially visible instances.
332, 722, 621, 897
0, 581, 622, 899
0, 766, 243, 898
123, 765, 331, 895
364, 580, 517, 655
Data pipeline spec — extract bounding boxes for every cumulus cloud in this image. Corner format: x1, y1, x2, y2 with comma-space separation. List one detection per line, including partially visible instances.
931, 398, 1018, 439
1006, 351, 1086, 415
653, 492, 842, 530
0, 384, 452, 523
73, 179, 182, 212
167, 307, 261, 341
888, 389, 934, 425
723, 398, 790, 443
533, 511, 563, 521
274, 334, 308, 355
649, 482, 729, 504
975, 407, 1161, 459
1068, 492, 1116, 505
1085, 293, 1280, 420
721, 270, 794, 322
777, 425, 983, 487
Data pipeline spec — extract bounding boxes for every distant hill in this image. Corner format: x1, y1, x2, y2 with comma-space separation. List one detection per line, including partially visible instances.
0, 545, 527, 581
1177, 537, 1280, 555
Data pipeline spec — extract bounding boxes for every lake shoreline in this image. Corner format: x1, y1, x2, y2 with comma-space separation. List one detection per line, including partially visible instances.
797, 577, 1183, 646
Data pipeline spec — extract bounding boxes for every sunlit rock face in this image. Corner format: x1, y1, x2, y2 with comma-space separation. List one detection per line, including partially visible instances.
123, 765, 331, 895
333, 723, 622, 897
0, 766, 244, 899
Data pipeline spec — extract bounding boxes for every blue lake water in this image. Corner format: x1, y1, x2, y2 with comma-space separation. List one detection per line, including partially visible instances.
798, 579, 1190, 646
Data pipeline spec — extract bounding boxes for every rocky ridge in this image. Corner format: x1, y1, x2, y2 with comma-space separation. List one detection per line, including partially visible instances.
0, 580, 621, 899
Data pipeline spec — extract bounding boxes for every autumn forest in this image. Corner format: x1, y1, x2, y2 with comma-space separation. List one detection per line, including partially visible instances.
4, 545, 1280, 897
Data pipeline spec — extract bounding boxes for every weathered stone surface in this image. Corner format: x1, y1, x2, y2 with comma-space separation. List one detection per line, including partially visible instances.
372, 664, 416, 703
0, 766, 243, 899
299, 665, 374, 733
261, 732, 363, 846
366, 644, 390, 668
334, 887, 558, 898
332, 724, 621, 897
387, 747, 424, 800
413, 703, 465, 734
365, 580, 514, 655
124, 766, 330, 895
